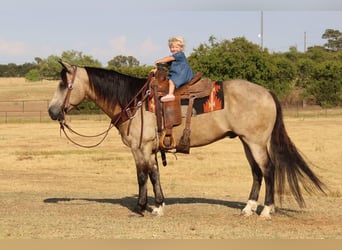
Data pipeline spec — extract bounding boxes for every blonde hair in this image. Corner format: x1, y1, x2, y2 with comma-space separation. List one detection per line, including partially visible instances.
168, 36, 186, 49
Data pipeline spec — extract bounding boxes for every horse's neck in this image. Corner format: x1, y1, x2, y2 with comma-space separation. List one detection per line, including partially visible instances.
85, 83, 122, 120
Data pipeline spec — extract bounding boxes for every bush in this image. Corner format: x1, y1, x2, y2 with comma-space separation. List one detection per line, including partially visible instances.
25, 69, 41, 81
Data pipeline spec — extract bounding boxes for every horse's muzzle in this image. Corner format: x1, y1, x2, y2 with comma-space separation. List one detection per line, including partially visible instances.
48, 106, 64, 121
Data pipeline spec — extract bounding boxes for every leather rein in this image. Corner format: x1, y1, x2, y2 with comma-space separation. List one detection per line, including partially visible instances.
59, 67, 153, 149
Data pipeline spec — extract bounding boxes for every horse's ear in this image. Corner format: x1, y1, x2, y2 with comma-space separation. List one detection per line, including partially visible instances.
58, 60, 74, 73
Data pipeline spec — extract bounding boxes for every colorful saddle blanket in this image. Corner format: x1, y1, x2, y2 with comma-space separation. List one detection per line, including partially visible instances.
147, 81, 224, 115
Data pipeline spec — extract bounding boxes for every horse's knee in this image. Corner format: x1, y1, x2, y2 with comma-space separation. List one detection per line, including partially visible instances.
137, 170, 148, 185
149, 167, 159, 185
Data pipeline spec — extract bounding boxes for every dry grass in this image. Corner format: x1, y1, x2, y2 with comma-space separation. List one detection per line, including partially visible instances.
0, 117, 341, 239
0, 78, 341, 239
0, 77, 57, 101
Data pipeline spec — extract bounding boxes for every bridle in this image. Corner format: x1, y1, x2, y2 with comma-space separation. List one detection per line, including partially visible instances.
61, 66, 77, 115
58, 66, 153, 149
58, 66, 116, 148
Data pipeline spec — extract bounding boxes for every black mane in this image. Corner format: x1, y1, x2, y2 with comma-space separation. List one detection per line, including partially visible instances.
84, 67, 147, 107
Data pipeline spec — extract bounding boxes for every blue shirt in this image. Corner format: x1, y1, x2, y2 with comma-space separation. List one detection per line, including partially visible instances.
168, 51, 194, 88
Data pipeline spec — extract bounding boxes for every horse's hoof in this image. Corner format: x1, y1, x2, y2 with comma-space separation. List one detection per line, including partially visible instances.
259, 214, 272, 220
240, 210, 255, 217
152, 203, 165, 216
259, 204, 275, 219
133, 204, 146, 217
241, 200, 258, 217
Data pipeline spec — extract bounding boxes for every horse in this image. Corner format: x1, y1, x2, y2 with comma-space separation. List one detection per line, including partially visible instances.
48, 61, 325, 218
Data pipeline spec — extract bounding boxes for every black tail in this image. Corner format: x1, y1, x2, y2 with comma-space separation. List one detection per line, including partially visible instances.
269, 91, 326, 207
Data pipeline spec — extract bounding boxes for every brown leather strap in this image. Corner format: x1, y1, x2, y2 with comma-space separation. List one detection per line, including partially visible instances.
111, 73, 153, 128
185, 96, 195, 130
62, 66, 77, 112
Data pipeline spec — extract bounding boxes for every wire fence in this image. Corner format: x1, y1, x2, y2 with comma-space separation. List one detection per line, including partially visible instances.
1, 99, 341, 123
0, 100, 111, 123
0, 100, 50, 123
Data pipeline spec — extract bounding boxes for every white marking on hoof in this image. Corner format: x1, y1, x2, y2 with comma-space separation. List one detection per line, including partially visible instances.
241, 200, 258, 217
260, 204, 275, 219
152, 202, 165, 216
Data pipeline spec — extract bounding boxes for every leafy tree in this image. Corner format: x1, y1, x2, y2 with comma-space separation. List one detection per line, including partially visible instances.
111, 65, 153, 79
25, 69, 41, 81
0, 62, 38, 77
107, 55, 151, 78
60, 50, 102, 67
0, 63, 19, 77
308, 61, 342, 107
27, 50, 102, 80
108, 55, 140, 67
296, 58, 316, 88
322, 29, 342, 51
188, 36, 295, 96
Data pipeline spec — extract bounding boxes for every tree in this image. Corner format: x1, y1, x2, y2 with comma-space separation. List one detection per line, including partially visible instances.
188, 36, 295, 96
113, 65, 153, 79
107, 55, 140, 68
25, 69, 41, 81
322, 29, 342, 51
107, 55, 150, 78
27, 50, 103, 80
60, 50, 102, 67
308, 61, 342, 107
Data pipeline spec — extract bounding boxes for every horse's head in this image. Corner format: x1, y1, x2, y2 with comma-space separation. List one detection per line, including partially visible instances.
48, 61, 87, 121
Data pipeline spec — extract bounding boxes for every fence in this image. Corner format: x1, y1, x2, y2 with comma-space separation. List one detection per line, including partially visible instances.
0, 100, 50, 123
0, 100, 109, 123
1, 100, 341, 123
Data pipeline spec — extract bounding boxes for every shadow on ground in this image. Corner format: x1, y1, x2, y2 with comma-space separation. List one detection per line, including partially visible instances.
43, 196, 300, 216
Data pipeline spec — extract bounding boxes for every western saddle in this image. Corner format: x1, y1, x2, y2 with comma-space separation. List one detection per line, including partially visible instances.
150, 63, 212, 154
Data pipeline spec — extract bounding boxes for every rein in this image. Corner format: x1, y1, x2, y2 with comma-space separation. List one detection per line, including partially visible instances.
111, 72, 153, 148
59, 121, 114, 148
59, 67, 153, 149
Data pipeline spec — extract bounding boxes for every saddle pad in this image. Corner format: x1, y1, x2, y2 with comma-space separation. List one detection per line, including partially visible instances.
146, 81, 224, 116
183, 81, 224, 115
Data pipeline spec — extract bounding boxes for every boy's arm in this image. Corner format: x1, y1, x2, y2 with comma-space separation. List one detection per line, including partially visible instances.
155, 55, 175, 64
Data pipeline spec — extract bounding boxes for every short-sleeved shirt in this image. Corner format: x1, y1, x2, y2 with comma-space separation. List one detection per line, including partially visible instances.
168, 51, 194, 88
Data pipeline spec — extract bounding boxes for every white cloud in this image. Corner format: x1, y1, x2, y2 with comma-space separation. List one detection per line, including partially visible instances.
139, 36, 163, 58
93, 35, 164, 65
0, 39, 28, 56
110, 35, 132, 55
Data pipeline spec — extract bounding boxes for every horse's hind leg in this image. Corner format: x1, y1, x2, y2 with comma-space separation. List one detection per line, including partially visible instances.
240, 139, 275, 218
240, 139, 262, 216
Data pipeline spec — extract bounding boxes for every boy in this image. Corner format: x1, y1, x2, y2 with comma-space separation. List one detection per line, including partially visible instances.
155, 36, 194, 102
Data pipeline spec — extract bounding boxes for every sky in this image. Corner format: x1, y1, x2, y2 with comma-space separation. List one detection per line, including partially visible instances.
0, 0, 341, 66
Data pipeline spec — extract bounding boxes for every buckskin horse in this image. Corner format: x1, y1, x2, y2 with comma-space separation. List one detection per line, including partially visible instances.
48, 61, 325, 218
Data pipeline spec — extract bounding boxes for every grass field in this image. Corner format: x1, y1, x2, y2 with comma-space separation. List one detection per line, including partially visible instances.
0, 78, 341, 239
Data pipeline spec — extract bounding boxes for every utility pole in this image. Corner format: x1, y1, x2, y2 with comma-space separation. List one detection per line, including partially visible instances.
304, 31, 307, 52
260, 10, 264, 50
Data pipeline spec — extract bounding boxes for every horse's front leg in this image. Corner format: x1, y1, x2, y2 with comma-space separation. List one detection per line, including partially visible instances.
133, 146, 165, 216
135, 166, 148, 216
149, 155, 165, 216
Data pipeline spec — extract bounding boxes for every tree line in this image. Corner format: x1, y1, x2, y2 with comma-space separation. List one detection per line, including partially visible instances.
1, 28, 341, 107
